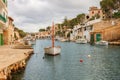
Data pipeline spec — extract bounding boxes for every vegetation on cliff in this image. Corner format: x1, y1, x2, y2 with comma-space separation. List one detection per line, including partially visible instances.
14, 27, 27, 38
100, 0, 120, 18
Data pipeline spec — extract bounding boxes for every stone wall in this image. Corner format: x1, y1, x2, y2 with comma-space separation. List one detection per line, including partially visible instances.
102, 23, 120, 41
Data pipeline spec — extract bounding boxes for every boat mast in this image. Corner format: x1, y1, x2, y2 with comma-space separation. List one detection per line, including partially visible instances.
52, 22, 54, 47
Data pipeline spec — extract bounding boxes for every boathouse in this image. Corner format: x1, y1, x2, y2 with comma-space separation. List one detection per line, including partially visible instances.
90, 21, 120, 44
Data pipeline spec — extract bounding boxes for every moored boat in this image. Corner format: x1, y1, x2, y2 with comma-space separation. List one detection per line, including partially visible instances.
60, 38, 69, 42
44, 46, 61, 55
95, 40, 108, 46
44, 22, 61, 56
75, 38, 87, 44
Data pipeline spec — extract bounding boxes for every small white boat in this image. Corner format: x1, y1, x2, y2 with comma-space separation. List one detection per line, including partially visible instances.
44, 46, 61, 55
76, 38, 87, 44
95, 40, 108, 46
60, 38, 69, 42
44, 22, 61, 56
60, 38, 66, 42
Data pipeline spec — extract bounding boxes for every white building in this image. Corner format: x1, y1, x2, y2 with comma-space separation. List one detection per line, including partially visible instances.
70, 24, 82, 41
70, 19, 102, 42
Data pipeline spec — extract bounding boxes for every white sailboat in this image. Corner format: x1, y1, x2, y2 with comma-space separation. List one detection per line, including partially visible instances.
44, 22, 61, 56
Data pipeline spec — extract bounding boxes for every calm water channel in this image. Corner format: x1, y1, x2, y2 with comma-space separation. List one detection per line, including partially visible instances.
13, 39, 120, 80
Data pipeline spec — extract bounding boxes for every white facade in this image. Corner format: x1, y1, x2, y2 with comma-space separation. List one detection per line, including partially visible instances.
83, 19, 102, 42
70, 25, 81, 40
70, 19, 102, 42
83, 26, 92, 42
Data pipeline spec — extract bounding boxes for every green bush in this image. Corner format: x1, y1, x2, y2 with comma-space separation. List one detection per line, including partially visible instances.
113, 11, 120, 18
19, 30, 26, 38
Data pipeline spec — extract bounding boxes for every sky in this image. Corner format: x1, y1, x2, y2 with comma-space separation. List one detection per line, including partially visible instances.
8, 0, 101, 32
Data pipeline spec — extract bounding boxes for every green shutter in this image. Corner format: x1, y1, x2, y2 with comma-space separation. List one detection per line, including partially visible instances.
1, 34, 3, 45
0, 34, 2, 45
96, 33, 101, 42
90, 34, 94, 44
0, 14, 7, 23
0, 34, 4, 46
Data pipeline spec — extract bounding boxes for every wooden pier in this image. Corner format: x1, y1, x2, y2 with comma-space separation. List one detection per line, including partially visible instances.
0, 45, 33, 80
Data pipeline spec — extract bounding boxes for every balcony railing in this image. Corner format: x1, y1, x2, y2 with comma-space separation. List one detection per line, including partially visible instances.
0, 14, 7, 23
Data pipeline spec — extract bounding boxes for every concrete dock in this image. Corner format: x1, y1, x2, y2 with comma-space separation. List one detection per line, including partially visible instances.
109, 40, 120, 45
0, 45, 33, 80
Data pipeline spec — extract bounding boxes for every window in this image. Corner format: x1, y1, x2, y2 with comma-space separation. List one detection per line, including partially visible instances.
98, 11, 100, 14
84, 35, 86, 39
90, 26, 93, 30
84, 27, 86, 31
80, 29, 82, 32
92, 11, 94, 14
86, 15, 89, 19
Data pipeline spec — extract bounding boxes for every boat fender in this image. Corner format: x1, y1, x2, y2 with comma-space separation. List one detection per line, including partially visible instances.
80, 59, 83, 62
87, 55, 91, 58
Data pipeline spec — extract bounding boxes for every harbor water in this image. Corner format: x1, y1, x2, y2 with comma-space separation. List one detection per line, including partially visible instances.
14, 39, 120, 80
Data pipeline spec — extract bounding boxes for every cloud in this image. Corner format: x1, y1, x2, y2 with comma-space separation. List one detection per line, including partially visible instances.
8, 0, 100, 32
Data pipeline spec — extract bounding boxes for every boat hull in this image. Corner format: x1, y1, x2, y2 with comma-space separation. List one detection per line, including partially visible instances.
95, 41, 108, 46
75, 39, 87, 44
44, 46, 61, 56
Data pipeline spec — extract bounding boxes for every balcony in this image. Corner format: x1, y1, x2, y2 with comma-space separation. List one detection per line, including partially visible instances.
0, 14, 7, 23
